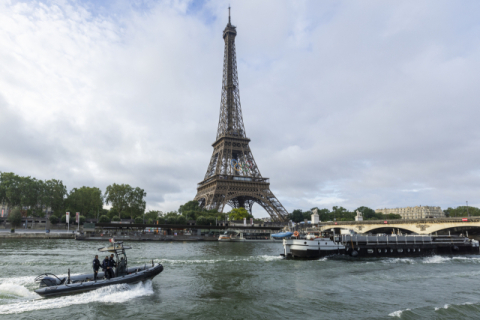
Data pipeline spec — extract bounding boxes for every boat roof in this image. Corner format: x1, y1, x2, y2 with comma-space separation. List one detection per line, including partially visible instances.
98, 241, 132, 252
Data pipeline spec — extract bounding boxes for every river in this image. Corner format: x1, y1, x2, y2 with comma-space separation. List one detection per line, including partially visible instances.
0, 239, 479, 319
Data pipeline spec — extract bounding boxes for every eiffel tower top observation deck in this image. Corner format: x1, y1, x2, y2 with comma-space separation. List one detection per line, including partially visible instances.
194, 9, 289, 221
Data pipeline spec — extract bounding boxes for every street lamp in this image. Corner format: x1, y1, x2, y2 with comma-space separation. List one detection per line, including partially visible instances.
467, 201, 469, 217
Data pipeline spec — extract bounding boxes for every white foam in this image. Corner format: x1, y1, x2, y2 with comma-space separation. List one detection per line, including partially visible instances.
0, 276, 36, 287
423, 256, 451, 264
0, 280, 154, 315
389, 309, 410, 317
155, 255, 282, 265
383, 258, 415, 264
0, 283, 38, 299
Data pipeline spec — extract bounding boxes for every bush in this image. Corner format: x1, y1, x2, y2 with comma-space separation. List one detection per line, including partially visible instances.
157, 217, 165, 224
8, 207, 23, 229
196, 216, 207, 226
79, 216, 86, 225
49, 215, 59, 225
176, 216, 186, 225
99, 215, 110, 223
134, 217, 143, 224
111, 216, 120, 222
147, 218, 153, 224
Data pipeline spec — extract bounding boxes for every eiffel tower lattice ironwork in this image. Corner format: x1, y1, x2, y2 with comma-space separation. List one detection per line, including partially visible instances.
194, 11, 289, 221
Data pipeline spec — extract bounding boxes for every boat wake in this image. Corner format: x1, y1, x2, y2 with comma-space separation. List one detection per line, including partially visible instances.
0, 280, 154, 315
153, 255, 282, 265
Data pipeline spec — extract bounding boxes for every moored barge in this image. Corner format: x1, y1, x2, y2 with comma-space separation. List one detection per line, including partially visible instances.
281, 232, 480, 259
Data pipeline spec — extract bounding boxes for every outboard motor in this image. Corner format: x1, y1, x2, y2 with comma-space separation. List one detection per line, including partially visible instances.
39, 276, 58, 288
35, 274, 62, 288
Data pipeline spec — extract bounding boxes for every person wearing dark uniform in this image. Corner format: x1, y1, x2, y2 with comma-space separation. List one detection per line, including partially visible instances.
109, 254, 117, 278
92, 255, 101, 281
102, 256, 110, 279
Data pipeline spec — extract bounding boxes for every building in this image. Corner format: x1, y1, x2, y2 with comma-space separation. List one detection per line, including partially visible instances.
311, 209, 319, 224
375, 206, 445, 220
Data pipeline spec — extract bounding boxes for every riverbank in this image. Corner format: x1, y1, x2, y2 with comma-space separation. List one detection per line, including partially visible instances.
0, 232, 219, 241
0, 232, 74, 239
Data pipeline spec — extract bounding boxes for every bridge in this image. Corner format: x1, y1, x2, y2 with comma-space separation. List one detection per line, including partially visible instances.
317, 217, 480, 235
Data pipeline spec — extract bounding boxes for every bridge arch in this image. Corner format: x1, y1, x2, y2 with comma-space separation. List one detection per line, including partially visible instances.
319, 221, 480, 235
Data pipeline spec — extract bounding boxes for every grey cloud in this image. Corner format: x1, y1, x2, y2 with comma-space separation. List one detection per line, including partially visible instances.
0, 1, 479, 217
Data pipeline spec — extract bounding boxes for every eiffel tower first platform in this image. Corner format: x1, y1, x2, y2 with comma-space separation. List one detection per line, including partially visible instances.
194, 11, 289, 222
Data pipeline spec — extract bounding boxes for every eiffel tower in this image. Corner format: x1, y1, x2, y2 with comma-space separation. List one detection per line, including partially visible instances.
194, 10, 289, 222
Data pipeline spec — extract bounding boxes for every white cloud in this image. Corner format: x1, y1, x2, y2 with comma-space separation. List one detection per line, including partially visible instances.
0, 0, 479, 217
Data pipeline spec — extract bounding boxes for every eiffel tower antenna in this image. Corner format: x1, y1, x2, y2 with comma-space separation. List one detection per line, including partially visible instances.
194, 12, 289, 221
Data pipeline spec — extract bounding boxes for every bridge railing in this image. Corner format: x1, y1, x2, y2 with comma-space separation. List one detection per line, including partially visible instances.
318, 217, 480, 226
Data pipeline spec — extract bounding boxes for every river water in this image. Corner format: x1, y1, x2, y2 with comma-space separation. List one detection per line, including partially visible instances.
1, 239, 480, 319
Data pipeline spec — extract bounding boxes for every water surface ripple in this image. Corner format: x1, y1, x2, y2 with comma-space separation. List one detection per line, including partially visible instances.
0, 239, 479, 319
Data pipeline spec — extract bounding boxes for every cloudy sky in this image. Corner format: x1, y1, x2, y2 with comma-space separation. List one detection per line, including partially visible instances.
1, 0, 479, 217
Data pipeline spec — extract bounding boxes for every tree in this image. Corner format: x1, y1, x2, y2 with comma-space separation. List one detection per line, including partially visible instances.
144, 210, 161, 222
65, 187, 103, 218
134, 217, 143, 224
42, 179, 67, 214
105, 183, 146, 219
8, 207, 22, 229
165, 216, 177, 224
49, 215, 59, 224
99, 215, 110, 223
444, 206, 480, 217
176, 215, 186, 225
289, 209, 304, 223
112, 216, 120, 222
196, 216, 207, 225
179, 200, 203, 220
79, 216, 86, 225
228, 208, 251, 221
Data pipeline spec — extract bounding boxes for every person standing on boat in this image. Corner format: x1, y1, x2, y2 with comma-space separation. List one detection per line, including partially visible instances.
102, 256, 111, 279
109, 254, 116, 278
92, 255, 101, 281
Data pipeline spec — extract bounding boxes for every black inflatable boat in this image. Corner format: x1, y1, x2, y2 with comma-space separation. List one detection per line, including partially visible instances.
34, 241, 163, 298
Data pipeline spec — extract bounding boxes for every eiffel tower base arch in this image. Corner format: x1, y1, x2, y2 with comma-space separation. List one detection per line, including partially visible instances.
194, 178, 288, 221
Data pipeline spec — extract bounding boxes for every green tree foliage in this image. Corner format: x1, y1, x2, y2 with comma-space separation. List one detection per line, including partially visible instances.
176, 215, 187, 225
289, 209, 305, 222
144, 210, 161, 222
8, 207, 23, 229
65, 187, 103, 218
179, 200, 203, 220
0, 172, 67, 216
111, 216, 120, 222
134, 217, 143, 224
444, 206, 480, 217
196, 216, 207, 225
79, 216, 86, 225
99, 215, 110, 223
49, 215, 59, 224
228, 208, 251, 221
105, 183, 146, 219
